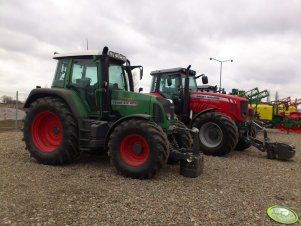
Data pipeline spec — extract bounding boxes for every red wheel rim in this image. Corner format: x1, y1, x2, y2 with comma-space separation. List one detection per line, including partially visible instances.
120, 134, 150, 167
31, 111, 63, 153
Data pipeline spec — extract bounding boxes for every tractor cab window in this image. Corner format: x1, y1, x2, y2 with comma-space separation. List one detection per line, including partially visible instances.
109, 64, 127, 90
159, 75, 181, 99
52, 59, 69, 87
71, 59, 98, 87
150, 76, 157, 92
181, 76, 198, 91
70, 59, 99, 112
122, 68, 130, 91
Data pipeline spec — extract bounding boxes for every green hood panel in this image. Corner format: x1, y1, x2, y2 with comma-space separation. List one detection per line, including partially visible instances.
111, 90, 169, 128
111, 90, 152, 116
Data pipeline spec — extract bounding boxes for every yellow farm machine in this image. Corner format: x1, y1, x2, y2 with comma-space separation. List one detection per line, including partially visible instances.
257, 97, 301, 133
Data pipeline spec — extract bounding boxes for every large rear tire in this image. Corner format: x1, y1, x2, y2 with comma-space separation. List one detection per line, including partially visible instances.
23, 97, 80, 165
108, 119, 169, 179
167, 120, 192, 164
235, 124, 257, 151
192, 112, 238, 156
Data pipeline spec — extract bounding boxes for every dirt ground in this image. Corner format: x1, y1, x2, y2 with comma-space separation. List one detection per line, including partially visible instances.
0, 129, 300, 225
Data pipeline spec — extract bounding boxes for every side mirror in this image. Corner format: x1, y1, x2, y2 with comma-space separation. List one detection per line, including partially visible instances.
167, 78, 172, 86
139, 67, 143, 80
139, 87, 143, 93
196, 74, 208, 84
124, 65, 144, 80
202, 75, 208, 84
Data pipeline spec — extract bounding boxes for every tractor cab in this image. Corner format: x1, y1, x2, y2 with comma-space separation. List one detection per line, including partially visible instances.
150, 67, 204, 97
52, 48, 145, 119
150, 68, 199, 115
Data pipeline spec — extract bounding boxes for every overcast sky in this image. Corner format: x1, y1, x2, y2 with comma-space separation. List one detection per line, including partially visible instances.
0, 0, 300, 101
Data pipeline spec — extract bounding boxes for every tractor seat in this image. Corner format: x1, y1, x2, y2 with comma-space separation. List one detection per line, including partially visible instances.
76, 78, 91, 88
109, 83, 122, 90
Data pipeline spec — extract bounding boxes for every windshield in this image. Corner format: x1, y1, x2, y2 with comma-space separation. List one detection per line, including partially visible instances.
150, 74, 181, 98
182, 76, 197, 91
151, 74, 198, 94
160, 76, 180, 92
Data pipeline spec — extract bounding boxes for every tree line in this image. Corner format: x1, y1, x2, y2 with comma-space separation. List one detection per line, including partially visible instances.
0, 95, 24, 107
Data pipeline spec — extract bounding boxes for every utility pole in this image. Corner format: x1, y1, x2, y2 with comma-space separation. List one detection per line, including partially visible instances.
15, 91, 18, 129
210, 57, 233, 92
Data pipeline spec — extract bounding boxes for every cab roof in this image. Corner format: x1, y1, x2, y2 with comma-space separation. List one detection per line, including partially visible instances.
53, 49, 127, 62
150, 67, 196, 76
53, 50, 103, 59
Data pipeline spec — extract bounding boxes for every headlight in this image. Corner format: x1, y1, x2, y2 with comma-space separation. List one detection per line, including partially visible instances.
166, 113, 171, 120
166, 99, 173, 104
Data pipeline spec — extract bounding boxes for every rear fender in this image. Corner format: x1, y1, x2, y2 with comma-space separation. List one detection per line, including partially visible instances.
24, 88, 88, 119
189, 108, 217, 128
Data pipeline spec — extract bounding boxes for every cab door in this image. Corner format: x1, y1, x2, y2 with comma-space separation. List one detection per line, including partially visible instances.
69, 58, 101, 116
159, 76, 182, 114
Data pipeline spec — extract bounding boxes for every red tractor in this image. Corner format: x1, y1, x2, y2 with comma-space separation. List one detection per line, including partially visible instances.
149, 66, 295, 160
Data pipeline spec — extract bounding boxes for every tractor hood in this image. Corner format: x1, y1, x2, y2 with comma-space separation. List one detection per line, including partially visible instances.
190, 91, 248, 103
190, 91, 250, 122
111, 90, 173, 129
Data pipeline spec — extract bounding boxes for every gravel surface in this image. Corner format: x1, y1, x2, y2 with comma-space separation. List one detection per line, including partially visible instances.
0, 130, 300, 225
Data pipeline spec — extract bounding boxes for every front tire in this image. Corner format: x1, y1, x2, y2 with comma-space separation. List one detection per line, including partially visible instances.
108, 119, 169, 179
193, 112, 238, 156
23, 97, 80, 165
167, 120, 192, 164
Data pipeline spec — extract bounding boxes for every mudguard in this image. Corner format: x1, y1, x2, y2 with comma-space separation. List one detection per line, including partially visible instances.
189, 108, 217, 128
24, 88, 88, 119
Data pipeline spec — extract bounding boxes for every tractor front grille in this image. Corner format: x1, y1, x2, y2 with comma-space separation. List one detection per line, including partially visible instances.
240, 101, 249, 118
155, 97, 175, 121
153, 103, 164, 122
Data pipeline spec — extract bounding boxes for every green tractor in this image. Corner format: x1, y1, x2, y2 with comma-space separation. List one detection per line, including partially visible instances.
23, 47, 203, 179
